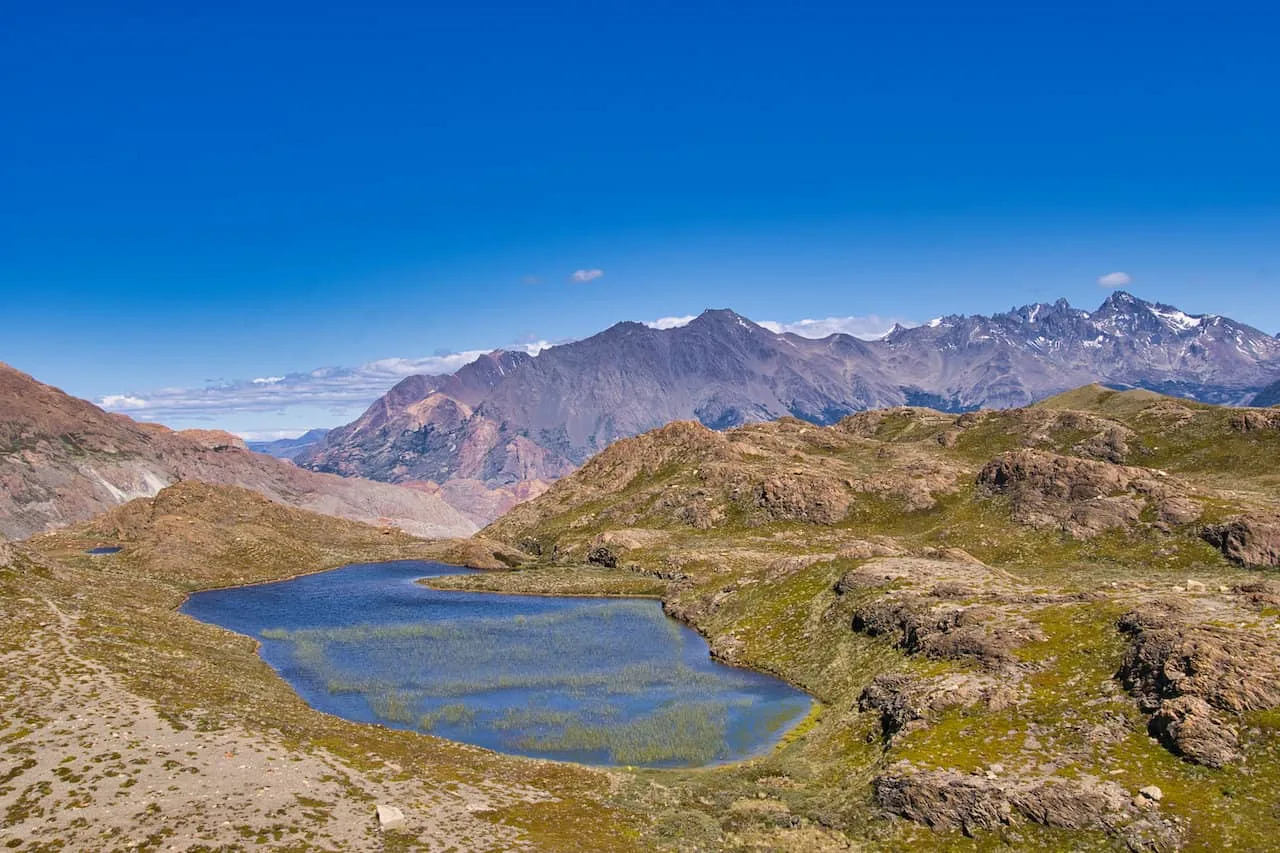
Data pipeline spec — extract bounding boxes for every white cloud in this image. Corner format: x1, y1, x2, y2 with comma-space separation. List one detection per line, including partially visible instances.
1098, 271, 1132, 288
645, 315, 697, 330
235, 429, 311, 441
569, 268, 604, 283
97, 341, 558, 425
99, 394, 148, 409
758, 315, 913, 340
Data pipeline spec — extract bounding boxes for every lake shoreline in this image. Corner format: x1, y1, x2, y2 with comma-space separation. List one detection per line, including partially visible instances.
181, 559, 814, 770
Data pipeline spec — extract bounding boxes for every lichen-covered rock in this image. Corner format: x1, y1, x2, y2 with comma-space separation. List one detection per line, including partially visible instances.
851, 595, 1033, 669
876, 768, 1132, 835
586, 546, 618, 568
859, 672, 1015, 739
1148, 695, 1239, 768
1201, 514, 1280, 567
977, 449, 1191, 538
1117, 602, 1280, 766
1072, 425, 1133, 463
753, 473, 851, 524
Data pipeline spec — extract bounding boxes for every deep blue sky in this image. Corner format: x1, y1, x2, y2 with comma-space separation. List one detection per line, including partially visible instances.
2, 1, 1277, 434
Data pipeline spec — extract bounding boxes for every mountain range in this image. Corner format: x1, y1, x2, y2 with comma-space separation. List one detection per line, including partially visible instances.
246, 428, 331, 461
299, 291, 1280, 521
0, 364, 476, 540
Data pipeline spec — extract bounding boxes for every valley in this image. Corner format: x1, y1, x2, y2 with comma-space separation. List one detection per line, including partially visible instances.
5, 385, 1280, 850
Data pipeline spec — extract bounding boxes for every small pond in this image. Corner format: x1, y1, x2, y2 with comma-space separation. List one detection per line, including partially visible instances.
181, 561, 812, 768
86, 546, 122, 555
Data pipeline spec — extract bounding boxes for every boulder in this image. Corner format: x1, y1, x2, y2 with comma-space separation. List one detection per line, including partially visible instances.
376, 804, 405, 830
1201, 514, 1280, 567
586, 546, 618, 568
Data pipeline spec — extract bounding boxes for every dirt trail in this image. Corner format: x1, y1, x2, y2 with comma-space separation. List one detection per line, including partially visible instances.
0, 596, 544, 852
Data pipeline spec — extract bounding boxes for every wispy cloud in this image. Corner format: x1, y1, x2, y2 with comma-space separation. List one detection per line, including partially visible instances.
96, 310, 916, 431
758, 315, 912, 340
98, 342, 554, 424
569, 268, 604, 283
1098, 271, 1132, 288
644, 315, 697, 330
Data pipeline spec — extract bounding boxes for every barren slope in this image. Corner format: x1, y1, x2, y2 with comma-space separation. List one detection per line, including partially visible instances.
0, 363, 476, 539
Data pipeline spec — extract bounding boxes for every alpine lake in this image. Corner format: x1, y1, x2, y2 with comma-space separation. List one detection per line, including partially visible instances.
182, 561, 813, 768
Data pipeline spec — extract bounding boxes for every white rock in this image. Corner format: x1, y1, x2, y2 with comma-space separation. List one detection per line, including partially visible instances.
1185, 580, 1207, 593
376, 804, 406, 830
1139, 785, 1163, 801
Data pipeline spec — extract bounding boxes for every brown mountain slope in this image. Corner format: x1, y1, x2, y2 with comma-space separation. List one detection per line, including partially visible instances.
0, 362, 477, 540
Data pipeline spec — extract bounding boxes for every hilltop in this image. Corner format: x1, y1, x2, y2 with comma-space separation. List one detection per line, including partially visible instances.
436, 385, 1280, 850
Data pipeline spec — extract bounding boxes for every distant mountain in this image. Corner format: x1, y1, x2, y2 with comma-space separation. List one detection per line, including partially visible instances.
0, 364, 476, 540
1254, 379, 1280, 407
300, 292, 1280, 522
247, 428, 330, 461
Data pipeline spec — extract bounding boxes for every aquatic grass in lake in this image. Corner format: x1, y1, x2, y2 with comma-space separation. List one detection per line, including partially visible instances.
182, 561, 812, 767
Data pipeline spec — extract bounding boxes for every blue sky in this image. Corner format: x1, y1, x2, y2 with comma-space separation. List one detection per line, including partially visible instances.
2, 1, 1277, 436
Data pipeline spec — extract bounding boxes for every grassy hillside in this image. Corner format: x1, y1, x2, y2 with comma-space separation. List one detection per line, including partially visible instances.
3, 482, 644, 852
8, 387, 1280, 851
444, 387, 1280, 851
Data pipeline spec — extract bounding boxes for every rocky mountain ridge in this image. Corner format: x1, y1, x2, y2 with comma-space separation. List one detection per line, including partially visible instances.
0, 363, 476, 540
302, 292, 1280, 522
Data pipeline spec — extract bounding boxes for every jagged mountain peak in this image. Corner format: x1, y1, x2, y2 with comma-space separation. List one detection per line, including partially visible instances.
300, 294, 1280, 525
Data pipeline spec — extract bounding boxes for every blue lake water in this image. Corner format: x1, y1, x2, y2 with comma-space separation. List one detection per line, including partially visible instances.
181, 561, 813, 768
86, 546, 122, 555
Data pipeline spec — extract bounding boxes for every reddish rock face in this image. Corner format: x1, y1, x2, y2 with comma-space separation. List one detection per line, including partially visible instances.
1201, 515, 1280, 567
0, 363, 476, 540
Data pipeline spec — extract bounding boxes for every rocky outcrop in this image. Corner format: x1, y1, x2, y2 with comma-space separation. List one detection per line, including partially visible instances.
873, 766, 1177, 847
753, 473, 851, 524
851, 595, 1035, 669
1117, 602, 1280, 766
859, 672, 1016, 739
1201, 514, 1280, 567
1229, 409, 1280, 431
175, 429, 248, 451
977, 449, 1198, 538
